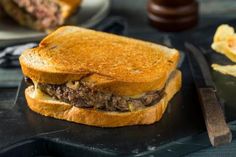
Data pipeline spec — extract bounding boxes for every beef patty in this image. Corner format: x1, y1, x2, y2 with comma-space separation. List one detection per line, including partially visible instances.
25, 77, 165, 112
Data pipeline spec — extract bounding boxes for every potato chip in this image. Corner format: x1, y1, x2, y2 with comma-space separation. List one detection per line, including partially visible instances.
211, 24, 236, 62
212, 64, 236, 77
211, 25, 236, 77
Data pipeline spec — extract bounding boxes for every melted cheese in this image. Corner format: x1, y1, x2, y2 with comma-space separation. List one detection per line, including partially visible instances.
32, 80, 54, 100
66, 81, 80, 90
31, 80, 146, 100
128, 93, 145, 98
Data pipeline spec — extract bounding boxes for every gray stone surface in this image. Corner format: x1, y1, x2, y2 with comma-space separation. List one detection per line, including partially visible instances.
1, 0, 236, 156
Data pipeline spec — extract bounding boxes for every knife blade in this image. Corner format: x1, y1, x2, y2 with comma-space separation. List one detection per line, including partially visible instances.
185, 42, 232, 147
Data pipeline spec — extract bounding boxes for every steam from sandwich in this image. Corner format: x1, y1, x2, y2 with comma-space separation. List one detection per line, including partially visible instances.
19, 26, 182, 127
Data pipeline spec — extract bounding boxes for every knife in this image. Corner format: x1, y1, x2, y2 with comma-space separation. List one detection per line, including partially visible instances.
185, 42, 232, 147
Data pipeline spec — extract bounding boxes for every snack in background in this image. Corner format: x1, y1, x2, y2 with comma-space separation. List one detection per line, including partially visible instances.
0, 0, 81, 31
211, 24, 236, 62
211, 24, 236, 77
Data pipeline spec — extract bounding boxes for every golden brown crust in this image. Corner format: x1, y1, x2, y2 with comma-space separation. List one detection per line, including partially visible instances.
20, 26, 180, 96
25, 70, 181, 127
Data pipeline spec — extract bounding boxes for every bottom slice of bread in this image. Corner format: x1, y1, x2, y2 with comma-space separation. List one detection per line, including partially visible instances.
25, 70, 182, 127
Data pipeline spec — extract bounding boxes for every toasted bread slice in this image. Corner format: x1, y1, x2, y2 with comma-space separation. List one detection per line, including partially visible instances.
25, 70, 181, 127
20, 26, 179, 96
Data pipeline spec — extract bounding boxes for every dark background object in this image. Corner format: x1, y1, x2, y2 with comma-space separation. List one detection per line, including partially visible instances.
147, 0, 198, 31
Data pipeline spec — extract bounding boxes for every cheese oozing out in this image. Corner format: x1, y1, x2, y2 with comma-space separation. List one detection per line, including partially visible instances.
32, 80, 54, 100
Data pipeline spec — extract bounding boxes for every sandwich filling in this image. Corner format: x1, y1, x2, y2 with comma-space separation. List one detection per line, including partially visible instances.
4, 0, 62, 30
25, 77, 165, 112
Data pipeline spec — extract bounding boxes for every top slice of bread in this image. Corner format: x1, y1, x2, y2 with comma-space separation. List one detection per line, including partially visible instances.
19, 26, 179, 96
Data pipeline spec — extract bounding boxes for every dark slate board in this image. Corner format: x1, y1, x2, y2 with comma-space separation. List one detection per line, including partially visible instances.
1, 20, 236, 157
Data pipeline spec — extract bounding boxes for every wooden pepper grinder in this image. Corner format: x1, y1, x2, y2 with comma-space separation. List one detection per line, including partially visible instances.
147, 0, 198, 31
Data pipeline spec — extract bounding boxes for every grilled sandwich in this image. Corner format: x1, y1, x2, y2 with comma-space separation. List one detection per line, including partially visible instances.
19, 26, 182, 127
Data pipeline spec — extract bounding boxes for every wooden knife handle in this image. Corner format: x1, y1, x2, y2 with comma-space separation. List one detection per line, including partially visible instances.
198, 88, 232, 146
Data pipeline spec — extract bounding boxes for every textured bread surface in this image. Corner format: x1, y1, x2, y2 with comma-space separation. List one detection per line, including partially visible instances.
20, 26, 179, 96
25, 70, 181, 127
